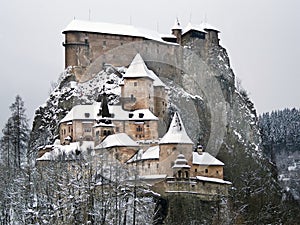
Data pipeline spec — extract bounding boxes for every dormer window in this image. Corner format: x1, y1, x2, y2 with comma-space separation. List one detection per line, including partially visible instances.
139, 113, 144, 118
84, 113, 90, 118
129, 113, 134, 118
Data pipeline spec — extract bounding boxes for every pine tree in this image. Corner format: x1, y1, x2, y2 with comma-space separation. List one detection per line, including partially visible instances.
6, 95, 29, 168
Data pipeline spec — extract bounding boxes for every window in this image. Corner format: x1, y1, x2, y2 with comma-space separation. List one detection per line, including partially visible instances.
205, 169, 208, 173
195, 168, 197, 173
148, 163, 150, 169
134, 82, 137, 86
84, 113, 90, 118
136, 126, 143, 132
103, 41, 106, 46
185, 171, 189, 178
115, 127, 120, 132
84, 127, 91, 133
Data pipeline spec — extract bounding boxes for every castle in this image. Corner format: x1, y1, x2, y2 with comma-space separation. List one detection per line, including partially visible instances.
62, 19, 220, 81
37, 19, 231, 200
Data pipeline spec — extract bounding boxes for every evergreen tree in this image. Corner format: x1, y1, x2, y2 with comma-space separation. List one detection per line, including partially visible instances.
1, 95, 30, 168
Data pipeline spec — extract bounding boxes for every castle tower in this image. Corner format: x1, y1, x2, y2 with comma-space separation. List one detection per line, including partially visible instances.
171, 18, 182, 44
158, 112, 194, 176
121, 53, 155, 112
201, 22, 220, 45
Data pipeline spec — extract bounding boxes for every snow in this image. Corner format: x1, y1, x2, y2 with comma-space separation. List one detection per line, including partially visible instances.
159, 112, 194, 144
60, 103, 158, 124
183, 22, 207, 34
37, 141, 94, 161
127, 145, 160, 163
123, 53, 154, 80
183, 22, 220, 35
288, 163, 297, 171
60, 104, 98, 123
124, 54, 166, 87
196, 176, 231, 184
63, 19, 174, 44
173, 153, 191, 169
171, 19, 182, 30
139, 174, 167, 180
192, 152, 224, 166
95, 133, 138, 149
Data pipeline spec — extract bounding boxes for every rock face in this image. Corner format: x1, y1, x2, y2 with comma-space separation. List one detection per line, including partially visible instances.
30, 41, 298, 224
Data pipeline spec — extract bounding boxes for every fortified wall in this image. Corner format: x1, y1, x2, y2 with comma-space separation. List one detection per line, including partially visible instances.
62, 19, 220, 83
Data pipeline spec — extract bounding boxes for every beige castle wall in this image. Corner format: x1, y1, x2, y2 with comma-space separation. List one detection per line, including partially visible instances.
64, 32, 144, 69
165, 178, 229, 199
122, 78, 154, 111
128, 159, 160, 176
191, 165, 223, 179
154, 86, 168, 118
125, 120, 158, 141
60, 120, 94, 144
158, 143, 193, 176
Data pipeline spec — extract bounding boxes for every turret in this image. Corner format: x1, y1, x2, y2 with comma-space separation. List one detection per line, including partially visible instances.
172, 153, 191, 179
171, 18, 182, 45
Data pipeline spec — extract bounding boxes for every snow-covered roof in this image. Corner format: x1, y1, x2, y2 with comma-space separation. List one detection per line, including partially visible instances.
149, 70, 167, 88
60, 104, 98, 123
127, 145, 160, 163
139, 174, 167, 180
192, 152, 224, 166
60, 103, 158, 124
171, 19, 182, 30
123, 53, 154, 80
124, 53, 167, 87
172, 154, 191, 169
183, 22, 220, 35
196, 176, 231, 185
37, 141, 94, 161
109, 106, 159, 121
159, 112, 193, 144
63, 20, 173, 44
95, 133, 139, 149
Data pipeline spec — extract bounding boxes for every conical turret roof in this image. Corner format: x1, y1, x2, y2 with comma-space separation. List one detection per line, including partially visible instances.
159, 112, 193, 144
123, 53, 154, 80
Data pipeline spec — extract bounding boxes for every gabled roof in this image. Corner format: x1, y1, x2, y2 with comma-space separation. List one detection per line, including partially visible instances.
60, 104, 99, 123
60, 103, 159, 124
95, 133, 138, 149
37, 141, 94, 161
63, 20, 173, 44
192, 152, 224, 166
127, 145, 160, 163
183, 22, 220, 35
159, 112, 193, 144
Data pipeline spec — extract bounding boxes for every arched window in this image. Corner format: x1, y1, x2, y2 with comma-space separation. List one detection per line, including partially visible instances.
178, 170, 182, 178
185, 171, 189, 178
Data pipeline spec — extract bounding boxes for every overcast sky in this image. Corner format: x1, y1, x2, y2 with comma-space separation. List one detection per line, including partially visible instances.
0, 0, 299, 131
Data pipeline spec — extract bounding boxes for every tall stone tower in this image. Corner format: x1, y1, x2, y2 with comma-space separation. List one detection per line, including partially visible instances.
171, 18, 182, 44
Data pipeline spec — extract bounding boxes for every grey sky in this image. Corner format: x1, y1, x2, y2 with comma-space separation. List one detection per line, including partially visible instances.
0, 0, 299, 131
